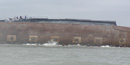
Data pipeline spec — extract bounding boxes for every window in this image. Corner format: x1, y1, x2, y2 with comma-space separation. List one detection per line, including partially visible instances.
94, 37, 102, 44
7, 35, 16, 41
29, 36, 38, 42
73, 37, 81, 43
119, 38, 125, 43
51, 36, 59, 42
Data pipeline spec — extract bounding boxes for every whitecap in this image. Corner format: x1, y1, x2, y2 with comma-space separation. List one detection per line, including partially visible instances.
43, 40, 58, 46
100, 45, 110, 48
23, 43, 37, 46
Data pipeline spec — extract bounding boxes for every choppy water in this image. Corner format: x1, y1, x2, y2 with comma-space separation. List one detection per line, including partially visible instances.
0, 44, 130, 65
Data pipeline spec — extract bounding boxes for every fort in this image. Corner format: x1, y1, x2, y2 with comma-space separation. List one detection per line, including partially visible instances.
0, 17, 130, 47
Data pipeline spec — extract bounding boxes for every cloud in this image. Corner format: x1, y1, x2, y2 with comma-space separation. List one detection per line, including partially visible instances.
0, 0, 130, 27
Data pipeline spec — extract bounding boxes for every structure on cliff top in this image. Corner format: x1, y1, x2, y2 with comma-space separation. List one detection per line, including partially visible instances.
0, 17, 116, 26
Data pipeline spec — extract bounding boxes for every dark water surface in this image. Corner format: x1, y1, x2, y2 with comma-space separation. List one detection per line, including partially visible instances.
0, 44, 130, 65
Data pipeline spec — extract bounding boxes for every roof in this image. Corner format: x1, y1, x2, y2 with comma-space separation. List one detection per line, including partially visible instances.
0, 20, 6, 22
24, 18, 117, 26
1, 18, 117, 26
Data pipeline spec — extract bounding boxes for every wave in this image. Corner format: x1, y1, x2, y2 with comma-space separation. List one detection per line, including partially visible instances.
0, 43, 123, 48
100, 45, 110, 48
22, 41, 82, 47
23, 43, 38, 46
43, 40, 58, 46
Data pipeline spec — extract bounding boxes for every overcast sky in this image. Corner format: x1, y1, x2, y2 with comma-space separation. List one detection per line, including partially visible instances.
0, 0, 130, 27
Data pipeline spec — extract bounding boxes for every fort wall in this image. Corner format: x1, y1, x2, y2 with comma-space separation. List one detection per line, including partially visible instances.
0, 22, 130, 47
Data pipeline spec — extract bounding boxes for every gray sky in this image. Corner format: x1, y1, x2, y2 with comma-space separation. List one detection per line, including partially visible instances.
0, 0, 130, 27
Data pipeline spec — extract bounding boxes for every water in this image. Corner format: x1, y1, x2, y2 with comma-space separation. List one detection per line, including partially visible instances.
0, 44, 130, 65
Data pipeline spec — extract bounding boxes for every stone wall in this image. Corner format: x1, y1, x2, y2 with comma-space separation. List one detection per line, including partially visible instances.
0, 22, 130, 47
